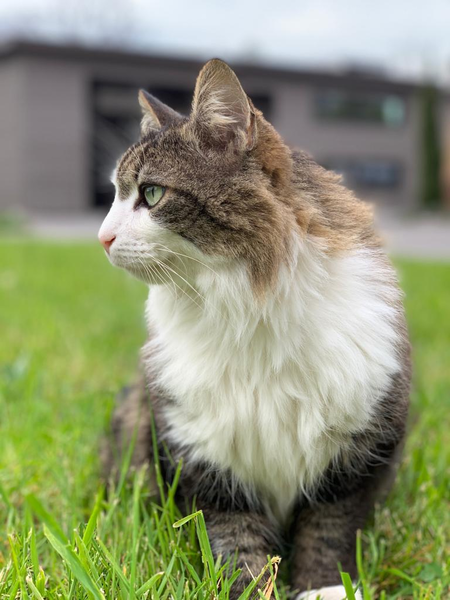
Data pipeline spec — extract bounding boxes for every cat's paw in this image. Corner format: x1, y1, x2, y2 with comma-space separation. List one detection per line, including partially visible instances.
297, 584, 362, 600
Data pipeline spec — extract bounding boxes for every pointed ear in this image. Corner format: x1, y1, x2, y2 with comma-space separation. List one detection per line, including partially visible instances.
138, 89, 181, 136
191, 59, 257, 151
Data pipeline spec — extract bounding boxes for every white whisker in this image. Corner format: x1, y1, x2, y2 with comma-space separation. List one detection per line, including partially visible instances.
154, 243, 225, 281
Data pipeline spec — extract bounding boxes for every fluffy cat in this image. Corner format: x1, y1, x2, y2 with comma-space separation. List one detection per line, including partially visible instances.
98, 59, 410, 600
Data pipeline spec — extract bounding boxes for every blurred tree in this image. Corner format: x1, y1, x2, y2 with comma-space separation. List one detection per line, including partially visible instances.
420, 83, 442, 209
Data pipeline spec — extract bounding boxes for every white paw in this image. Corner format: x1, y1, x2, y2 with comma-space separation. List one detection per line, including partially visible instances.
297, 584, 362, 600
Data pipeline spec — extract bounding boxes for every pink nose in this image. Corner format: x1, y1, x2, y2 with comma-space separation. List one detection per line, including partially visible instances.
99, 233, 116, 253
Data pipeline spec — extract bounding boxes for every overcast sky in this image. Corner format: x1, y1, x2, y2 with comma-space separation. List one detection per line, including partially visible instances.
1, 0, 449, 82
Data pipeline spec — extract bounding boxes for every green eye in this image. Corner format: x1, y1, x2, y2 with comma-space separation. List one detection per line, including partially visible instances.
144, 185, 165, 206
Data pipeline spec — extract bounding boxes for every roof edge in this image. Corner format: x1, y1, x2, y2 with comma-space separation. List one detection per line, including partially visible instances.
0, 39, 428, 93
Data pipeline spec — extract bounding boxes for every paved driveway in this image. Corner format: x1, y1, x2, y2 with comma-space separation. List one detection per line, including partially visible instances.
375, 210, 450, 260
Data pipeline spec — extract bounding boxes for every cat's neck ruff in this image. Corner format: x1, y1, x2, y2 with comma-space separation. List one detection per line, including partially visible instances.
143, 234, 401, 521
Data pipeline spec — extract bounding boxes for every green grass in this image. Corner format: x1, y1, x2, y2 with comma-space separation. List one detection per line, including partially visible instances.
0, 241, 449, 599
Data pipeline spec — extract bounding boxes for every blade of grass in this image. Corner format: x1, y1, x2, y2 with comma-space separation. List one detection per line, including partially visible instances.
26, 576, 45, 600
340, 571, 357, 599
135, 572, 164, 597
26, 495, 67, 544
129, 469, 145, 600
95, 537, 131, 594
82, 487, 104, 547
43, 525, 104, 600
8, 534, 29, 599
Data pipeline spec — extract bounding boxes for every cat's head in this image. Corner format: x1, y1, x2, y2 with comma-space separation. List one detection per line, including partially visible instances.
98, 59, 297, 294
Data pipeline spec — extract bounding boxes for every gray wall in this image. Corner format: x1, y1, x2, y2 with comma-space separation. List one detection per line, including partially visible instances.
0, 56, 91, 212
0, 59, 25, 212
21, 57, 90, 211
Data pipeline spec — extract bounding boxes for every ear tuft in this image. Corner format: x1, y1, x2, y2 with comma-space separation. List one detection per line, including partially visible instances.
191, 59, 257, 150
138, 89, 181, 136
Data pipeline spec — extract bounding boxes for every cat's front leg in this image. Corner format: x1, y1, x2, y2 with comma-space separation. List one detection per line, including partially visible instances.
290, 488, 369, 600
291, 447, 401, 600
199, 504, 280, 599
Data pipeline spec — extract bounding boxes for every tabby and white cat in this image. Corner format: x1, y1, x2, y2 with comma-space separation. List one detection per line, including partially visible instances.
98, 59, 410, 600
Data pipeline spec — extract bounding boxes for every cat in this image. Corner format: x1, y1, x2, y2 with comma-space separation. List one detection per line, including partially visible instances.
98, 59, 410, 600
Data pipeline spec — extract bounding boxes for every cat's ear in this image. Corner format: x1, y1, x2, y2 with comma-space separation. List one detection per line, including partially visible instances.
138, 89, 181, 136
191, 59, 257, 151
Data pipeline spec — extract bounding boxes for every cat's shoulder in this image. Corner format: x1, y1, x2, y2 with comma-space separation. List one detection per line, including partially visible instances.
290, 149, 382, 253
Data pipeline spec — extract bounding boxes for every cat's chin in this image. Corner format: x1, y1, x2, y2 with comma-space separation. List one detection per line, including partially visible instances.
118, 260, 173, 287
106, 251, 156, 282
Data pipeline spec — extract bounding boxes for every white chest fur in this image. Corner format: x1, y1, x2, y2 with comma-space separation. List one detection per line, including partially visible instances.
143, 240, 401, 522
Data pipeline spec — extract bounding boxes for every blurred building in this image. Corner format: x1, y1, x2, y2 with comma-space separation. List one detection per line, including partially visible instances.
0, 41, 449, 214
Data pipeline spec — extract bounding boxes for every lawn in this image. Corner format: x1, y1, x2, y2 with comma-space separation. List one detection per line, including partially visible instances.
0, 240, 449, 599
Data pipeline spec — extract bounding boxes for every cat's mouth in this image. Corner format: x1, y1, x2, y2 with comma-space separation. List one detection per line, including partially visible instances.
107, 244, 188, 288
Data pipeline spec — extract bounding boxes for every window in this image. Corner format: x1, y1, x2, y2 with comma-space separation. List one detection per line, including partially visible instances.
91, 85, 192, 207
316, 89, 406, 127
92, 82, 142, 207
323, 158, 402, 189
